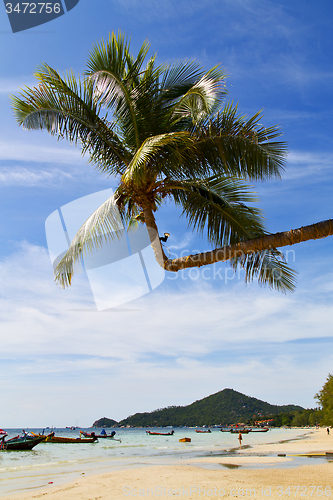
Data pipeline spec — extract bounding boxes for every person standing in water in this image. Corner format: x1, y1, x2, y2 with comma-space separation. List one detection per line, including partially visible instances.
238, 431, 242, 448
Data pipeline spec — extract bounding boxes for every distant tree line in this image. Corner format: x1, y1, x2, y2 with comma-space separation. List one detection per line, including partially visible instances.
247, 372, 333, 428
315, 373, 333, 426
246, 408, 322, 428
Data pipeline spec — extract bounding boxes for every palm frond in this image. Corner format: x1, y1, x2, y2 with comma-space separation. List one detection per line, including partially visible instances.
11, 64, 129, 175
160, 60, 205, 93
191, 103, 287, 180
85, 31, 155, 149
169, 176, 266, 247
171, 69, 227, 124
122, 132, 194, 184
230, 248, 297, 293
54, 194, 124, 287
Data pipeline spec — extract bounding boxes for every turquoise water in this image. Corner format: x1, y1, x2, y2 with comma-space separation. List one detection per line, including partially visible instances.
0, 428, 320, 497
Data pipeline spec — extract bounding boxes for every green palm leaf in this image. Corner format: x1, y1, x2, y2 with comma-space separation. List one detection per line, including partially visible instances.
169, 176, 266, 247
171, 69, 227, 124
122, 132, 194, 185
230, 248, 297, 293
54, 194, 124, 287
190, 103, 287, 180
85, 33, 152, 149
11, 64, 129, 175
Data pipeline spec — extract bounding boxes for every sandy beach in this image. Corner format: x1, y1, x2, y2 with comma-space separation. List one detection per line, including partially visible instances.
3, 428, 332, 500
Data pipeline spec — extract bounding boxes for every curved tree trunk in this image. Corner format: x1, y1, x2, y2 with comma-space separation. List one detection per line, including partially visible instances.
165, 219, 333, 272
142, 204, 169, 267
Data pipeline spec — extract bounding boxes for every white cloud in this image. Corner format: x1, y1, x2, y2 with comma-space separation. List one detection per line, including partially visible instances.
0, 242, 332, 357
284, 150, 333, 180
288, 150, 333, 165
2, 242, 333, 352
0, 139, 83, 165
0, 166, 73, 185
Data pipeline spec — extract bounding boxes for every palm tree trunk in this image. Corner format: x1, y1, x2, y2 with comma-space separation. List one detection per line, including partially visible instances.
165, 219, 333, 272
142, 204, 168, 267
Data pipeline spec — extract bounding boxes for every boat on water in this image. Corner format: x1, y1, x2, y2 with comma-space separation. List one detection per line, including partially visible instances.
146, 430, 174, 436
179, 437, 191, 442
31, 432, 97, 443
80, 430, 121, 442
47, 435, 97, 443
0, 435, 44, 451
220, 426, 268, 433
195, 429, 211, 433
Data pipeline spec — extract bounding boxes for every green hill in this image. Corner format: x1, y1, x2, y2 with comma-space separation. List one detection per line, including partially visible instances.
117, 389, 303, 427
92, 417, 118, 428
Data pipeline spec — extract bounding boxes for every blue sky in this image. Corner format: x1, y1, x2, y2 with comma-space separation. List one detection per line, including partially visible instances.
0, 0, 332, 427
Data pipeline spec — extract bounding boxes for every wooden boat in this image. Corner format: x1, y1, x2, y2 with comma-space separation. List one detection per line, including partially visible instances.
230, 429, 251, 434
46, 435, 97, 443
80, 430, 121, 442
220, 428, 231, 432
0, 435, 44, 451
195, 429, 211, 433
146, 430, 174, 436
179, 437, 191, 442
249, 427, 269, 433
32, 432, 97, 443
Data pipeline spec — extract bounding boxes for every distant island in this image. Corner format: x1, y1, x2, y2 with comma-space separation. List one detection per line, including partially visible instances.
92, 388, 304, 427
92, 417, 118, 428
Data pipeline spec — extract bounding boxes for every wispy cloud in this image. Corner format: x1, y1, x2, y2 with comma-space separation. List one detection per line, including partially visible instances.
168, 232, 196, 252
2, 242, 333, 356
284, 151, 333, 180
0, 166, 73, 186
0, 139, 83, 165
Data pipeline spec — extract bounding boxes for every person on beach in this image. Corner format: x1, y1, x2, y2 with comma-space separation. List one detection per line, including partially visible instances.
238, 431, 242, 447
327, 428, 330, 435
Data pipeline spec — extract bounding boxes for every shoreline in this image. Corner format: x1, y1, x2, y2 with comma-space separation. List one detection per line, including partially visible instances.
2, 428, 332, 499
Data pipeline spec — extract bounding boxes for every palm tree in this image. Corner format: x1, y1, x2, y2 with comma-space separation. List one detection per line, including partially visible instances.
11, 32, 333, 293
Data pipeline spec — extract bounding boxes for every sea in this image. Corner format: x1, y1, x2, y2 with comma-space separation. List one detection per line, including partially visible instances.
0, 427, 326, 497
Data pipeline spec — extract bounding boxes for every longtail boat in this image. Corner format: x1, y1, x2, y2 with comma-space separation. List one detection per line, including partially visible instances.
80, 430, 121, 442
230, 429, 251, 434
0, 435, 44, 451
179, 437, 191, 442
249, 427, 269, 432
146, 430, 174, 436
195, 429, 211, 433
46, 435, 97, 443
32, 432, 97, 443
